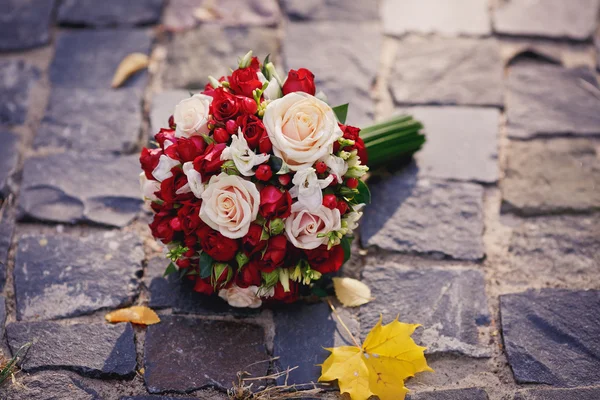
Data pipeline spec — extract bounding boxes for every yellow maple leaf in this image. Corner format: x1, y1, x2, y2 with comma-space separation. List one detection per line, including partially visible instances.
105, 306, 160, 325
319, 315, 433, 400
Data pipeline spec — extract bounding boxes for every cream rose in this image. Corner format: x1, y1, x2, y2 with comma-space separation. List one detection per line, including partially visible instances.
263, 92, 343, 171
219, 284, 262, 308
199, 173, 260, 239
173, 94, 212, 138
285, 202, 341, 250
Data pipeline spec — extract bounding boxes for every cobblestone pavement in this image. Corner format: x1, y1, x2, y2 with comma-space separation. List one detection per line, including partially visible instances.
0, 1, 599, 399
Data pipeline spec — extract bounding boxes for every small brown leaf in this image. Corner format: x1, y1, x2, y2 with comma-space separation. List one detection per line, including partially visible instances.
333, 277, 373, 307
111, 53, 149, 88
105, 306, 160, 325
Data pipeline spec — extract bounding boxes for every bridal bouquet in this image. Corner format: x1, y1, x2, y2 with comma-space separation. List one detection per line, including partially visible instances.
140, 52, 424, 308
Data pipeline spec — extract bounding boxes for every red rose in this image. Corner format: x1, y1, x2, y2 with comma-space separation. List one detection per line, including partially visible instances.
237, 259, 262, 288
178, 204, 202, 235
338, 124, 368, 164
229, 67, 262, 98
305, 244, 344, 274
355, 137, 368, 165
165, 136, 206, 163
197, 224, 239, 261
258, 131, 272, 154
149, 211, 176, 244
211, 88, 242, 121
193, 143, 226, 179
155, 128, 177, 148
236, 114, 266, 149
261, 235, 288, 272
242, 223, 267, 256
140, 147, 162, 179
282, 68, 316, 96
202, 75, 227, 97
272, 281, 299, 303
157, 171, 191, 205
259, 186, 292, 219
193, 277, 214, 295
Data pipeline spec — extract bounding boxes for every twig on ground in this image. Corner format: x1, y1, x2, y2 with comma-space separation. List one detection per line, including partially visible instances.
0, 342, 32, 386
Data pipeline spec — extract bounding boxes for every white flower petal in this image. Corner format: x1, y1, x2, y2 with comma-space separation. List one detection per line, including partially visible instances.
152, 155, 179, 182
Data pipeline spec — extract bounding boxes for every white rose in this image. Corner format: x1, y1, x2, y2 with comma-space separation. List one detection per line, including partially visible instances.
263, 92, 343, 171
219, 284, 262, 308
289, 167, 333, 211
173, 94, 212, 138
199, 173, 260, 239
285, 202, 341, 250
152, 154, 179, 182
221, 129, 270, 176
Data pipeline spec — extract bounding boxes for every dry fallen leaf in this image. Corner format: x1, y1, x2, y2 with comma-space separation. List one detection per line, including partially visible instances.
111, 53, 149, 88
319, 315, 432, 400
333, 277, 373, 307
105, 306, 160, 325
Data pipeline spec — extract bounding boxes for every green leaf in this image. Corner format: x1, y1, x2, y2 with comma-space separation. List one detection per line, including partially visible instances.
262, 270, 280, 288
261, 54, 271, 78
332, 103, 349, 124
199, 252, 214, 279
311, 286, 329, 298
163, 262, 178, 277
340, 236, 353, 264
353, 180, 371, 205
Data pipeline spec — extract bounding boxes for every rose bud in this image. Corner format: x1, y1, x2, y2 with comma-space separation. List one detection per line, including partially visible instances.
346, 177, 359, 189
258, 133, 272, 154
323, 194, 337, 210
336, 200, 349, 215
176, 258, 191, 269
240, 96, 258, 115
225, 119, 238, 135
315, 161, 327, 174
213, 127, 230, 143
168, 115, 176, 129
255, 164, 273, 181
193, 277, 214, 295
282, 68, 316, 96
169, 217, 183, 231
278, 174, 291, 186
269, 218, 285, 235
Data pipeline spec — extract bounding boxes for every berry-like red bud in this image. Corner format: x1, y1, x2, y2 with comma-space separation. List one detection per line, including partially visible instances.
256, 164, 273, 181
278, 174, 291, 186
213, 128, 230, 143
346, 177, 359, 189
225, 119, 238, 135
336, 200, 349, 215
168, 115, 176, 129
323, 194, 337, 209
315, 161, 327, 174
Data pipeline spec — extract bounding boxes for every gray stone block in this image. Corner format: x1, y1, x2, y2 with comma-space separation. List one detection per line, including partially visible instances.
57, 0, 164, 27
0, 60, 40, 125
500, 289, 600, 387
360, 265, 491, 358
0, 130, 18, 198
0, 0, 55, 51
14, 232, 143, 321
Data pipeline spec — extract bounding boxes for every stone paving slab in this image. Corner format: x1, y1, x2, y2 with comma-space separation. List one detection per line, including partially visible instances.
272, 302, 358, 385
382, 0, 491, 37
50, 29, 153, 89
34, 87, 143, 154
0, 130, 19, 198
6, 322, 137, 378
162, 26, 279, 89
144, 316, 268, 392
360, 265, 491, 358
0, 0, 55, 51
506, 64, 600, 139
0, 216, 14, 290
407, 388, 489, 400
162, 0, 281, 30
19, 153, 143, 227
390, 36, 503, 108
0, 60, 40, 125
0, 371, 98, 400
281, 0, 379, 21
501, 139, 600, 216
121, 397, 206, 400
500, 289, 600, 387
146, 257, 260, 317
284, 21, 380, 126
150, 90, 189, 136
0, 296, 6, 345
14, 231, 143, 321
492, 0, 600, 40
402, 107, 499, 183
57, 0, 164, 27
507, 215, 600, 287
361, 166, 485, 261
514, 387, 600, 400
